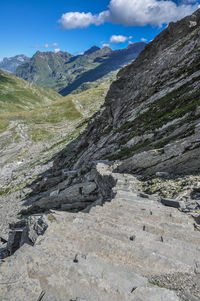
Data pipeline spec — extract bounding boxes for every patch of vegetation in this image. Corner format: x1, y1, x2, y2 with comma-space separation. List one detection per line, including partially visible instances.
0, 182, 24, 196
0, 187, 12, 196
107, 141, 150, 160
0, 119, 10, 133
47, 214, 57, 222
28, 128, 55, 142
174, 56, 200, 79
103, 125, 113, 135
0, 70, 60, 113
116, 77, 200, 140
141, 175, 200, 200
176, 39, 190, 51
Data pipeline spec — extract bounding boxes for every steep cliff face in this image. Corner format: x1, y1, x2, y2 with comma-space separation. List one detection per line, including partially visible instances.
52, 8, 200, 176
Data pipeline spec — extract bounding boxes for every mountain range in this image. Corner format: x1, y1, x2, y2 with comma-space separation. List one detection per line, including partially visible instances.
0, 54, 30, 73
15, 43, 146, 95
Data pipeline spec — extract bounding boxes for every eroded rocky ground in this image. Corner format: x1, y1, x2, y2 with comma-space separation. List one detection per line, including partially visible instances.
0, 163, 200, 300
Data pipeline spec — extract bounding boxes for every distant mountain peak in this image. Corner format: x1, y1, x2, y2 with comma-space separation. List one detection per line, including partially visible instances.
0, 54, 30, 73
102, 46, 112, 52
34, 50, 72, 57
84, 46, 101, 55
127, 42, 146, 49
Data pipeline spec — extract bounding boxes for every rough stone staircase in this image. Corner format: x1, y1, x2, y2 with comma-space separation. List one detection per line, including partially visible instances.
0, 166, 200, 301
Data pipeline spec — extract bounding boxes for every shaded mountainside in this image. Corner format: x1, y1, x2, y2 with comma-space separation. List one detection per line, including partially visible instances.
15, 43, 146, 95
0, 54, 30, 73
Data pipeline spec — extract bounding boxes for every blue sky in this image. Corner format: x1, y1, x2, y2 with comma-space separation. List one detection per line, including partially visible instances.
0, 0, 199, 60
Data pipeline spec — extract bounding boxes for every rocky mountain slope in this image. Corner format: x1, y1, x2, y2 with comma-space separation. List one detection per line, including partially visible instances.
47, 8, 200, 177
0, 54, 30, 73
15, 43, 146, 95
1, 9, 200, 301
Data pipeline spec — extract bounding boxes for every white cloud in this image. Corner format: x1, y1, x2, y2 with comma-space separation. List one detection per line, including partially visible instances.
54, 48, 61, 53
58, 11, 109, 29
108, 0, 199, 27
109, 35, 132, 43
35, 43, 59, 49
58, 0, 199, 29
180, 0, 197, 3
102, 43, 110, 47
141, 38, 148, 42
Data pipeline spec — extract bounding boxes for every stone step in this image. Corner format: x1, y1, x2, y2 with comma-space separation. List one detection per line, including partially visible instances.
71, 214, 199, 268
73, 213, 200, 252
48, 216, 194, 276
0, 242, 149, 301
101, 196, 191, 221
102, 200, 190, 224
89, 203, 200, 245
0, 169, 198, 301
92, 200, 194, 233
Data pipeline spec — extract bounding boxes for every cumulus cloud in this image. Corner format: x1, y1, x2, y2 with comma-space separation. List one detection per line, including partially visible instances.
180, 0, 198, 3
58, 0, 199, 29
109, 35, 132, 43
54, 48, 61, 53
59, 11, 109, 29
108, 0, 199, 27
141, 38, 148, 42
102, 43, 110, 47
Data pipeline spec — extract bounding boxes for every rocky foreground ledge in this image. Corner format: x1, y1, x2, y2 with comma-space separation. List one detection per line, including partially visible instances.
0, 163, 200, 301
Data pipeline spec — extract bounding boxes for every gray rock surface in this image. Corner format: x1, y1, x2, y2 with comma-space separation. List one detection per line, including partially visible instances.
161, 198, 186, 209
0, 166, 199, 300
131, 287, 180, 301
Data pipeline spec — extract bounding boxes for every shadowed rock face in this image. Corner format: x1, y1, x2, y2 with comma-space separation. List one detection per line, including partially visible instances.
50, 8, 200, 176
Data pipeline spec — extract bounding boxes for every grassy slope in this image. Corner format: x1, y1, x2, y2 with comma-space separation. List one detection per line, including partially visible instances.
0, 71, 110, 142
0, 70, 60, 110
0, 71, 59, 133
